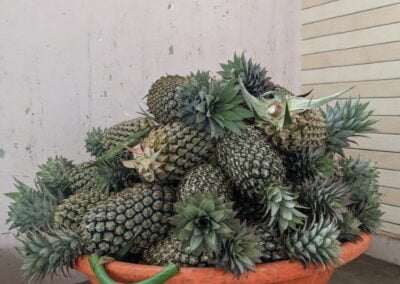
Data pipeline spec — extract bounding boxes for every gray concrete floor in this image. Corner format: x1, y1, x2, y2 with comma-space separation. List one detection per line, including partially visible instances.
77, 254, 400, 284
330, 254, 400, 284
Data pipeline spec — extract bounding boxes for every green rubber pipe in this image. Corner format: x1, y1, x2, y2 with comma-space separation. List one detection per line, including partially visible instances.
88, 253, 179, 284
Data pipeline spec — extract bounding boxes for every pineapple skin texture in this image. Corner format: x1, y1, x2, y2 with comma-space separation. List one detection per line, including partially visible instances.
101, 117, 157, 152
82, 183, 175, 255
66, 162, 97, 193
140, 121, 215, 184
147, 75, 191, 124
217, 126, 285, 198
142, 236, 210, 267
262, 109, 327, 152
53, 189, 111, 232
178, 163, 233, 202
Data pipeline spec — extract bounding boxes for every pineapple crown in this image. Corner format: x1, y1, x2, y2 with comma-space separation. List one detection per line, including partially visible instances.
324, 97, 379, 155
171, 193, 236, 253
218, 52, 276, 96
85, 127, 106, 158
338, 210, 362, 242
95, 159, 138, 192
285, 216, 341, 268
298, 177, 350, 222
123, 144, 163, 183
176, 72, 253, 138
283, 148, 336, 181
353, 201, 382, 234
214, 221, 262, 278
36, 156, 74, 200
6, 178, 57, 234
239, 77, 352, 129
258, 183, 306, 234
17, 228, 84, 281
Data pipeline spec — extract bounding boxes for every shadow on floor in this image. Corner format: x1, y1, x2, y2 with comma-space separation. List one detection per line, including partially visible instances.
330, 254, 400, 284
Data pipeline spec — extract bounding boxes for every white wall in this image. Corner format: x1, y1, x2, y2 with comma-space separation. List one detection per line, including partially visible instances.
0, 0, 300, 283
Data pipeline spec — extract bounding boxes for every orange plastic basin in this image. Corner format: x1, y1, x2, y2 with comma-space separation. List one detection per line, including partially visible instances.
76, 233, 373, 284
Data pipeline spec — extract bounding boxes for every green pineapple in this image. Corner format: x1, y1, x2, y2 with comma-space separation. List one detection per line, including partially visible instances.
18, 183, 175, 280
217, 126, 285, 198
178, 163, 233, 202
53, 188, 111, 231
123, 121, 214, 184
147, 75, 191, 123
254, 223, 287, 262
66, 161, 98, 193
176, 72, 253, 138
82, 183, 175, 255
142, 235, 211, 267
286, 217, 341, 267
218, 53, 276, 96
240, 80, 351, 152
101, 117, 158, 154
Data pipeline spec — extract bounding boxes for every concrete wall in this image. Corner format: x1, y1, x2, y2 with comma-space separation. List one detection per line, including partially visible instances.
0, 1, 300, 282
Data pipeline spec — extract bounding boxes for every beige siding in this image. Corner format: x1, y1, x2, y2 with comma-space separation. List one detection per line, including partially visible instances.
302, 0, 400, 238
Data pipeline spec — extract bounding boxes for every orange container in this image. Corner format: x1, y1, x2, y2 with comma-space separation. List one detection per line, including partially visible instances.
76, 233, 373, 284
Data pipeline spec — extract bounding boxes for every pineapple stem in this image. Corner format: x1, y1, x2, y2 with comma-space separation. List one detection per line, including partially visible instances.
89, 253, 119, 284
89, 253, 179, 284
136, 264, 179, 284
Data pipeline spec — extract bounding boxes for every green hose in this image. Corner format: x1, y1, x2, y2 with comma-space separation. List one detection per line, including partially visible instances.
88, 253, 179, 284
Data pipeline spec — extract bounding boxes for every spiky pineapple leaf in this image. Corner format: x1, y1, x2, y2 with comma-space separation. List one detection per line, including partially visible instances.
18, 229, 84, 280
6, 178, 57, 233
324, 97, 379, 155
171, 193, 236, 253
95, 128, 150, 165
176, 74, 253, 138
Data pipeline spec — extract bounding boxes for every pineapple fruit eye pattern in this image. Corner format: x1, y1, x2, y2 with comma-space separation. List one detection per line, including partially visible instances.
7, 52, 382, 281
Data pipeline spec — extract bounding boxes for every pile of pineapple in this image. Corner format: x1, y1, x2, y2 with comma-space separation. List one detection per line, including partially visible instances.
7, 54, 382, 280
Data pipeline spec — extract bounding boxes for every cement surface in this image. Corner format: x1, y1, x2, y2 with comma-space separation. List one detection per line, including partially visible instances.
331, 254, 400, 284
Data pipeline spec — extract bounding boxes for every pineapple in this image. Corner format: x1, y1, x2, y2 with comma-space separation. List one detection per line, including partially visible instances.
123, 121, 214, 184
176, 72, 253, 138
147, 75, 191, 124
338, 210, 362, 242
53, 188, 111, 232
239, 80, 351, 152
218, 53, 276, 97
18, 183, 175, 280
217, 126, 285, 199
256, 224, 287, 262
82, 183, 175, 255
142, 236, 211, 267
66, 161, 98, 193
101, 117, 157, 154
178, 163, 233, 202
